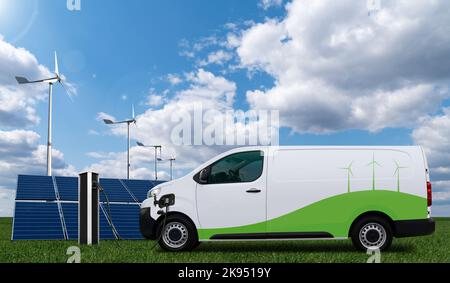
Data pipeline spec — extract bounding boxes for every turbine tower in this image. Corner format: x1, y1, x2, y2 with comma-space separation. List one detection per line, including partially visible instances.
103, 105, 137, 179
367, 153, 382, 191
15, 52, 73, 176
393, 160, 408, 193
158, 156, 176, 181
340, 161, 354, 193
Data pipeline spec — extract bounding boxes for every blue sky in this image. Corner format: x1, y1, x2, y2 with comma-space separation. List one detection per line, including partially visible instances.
1, 0, 450, 216
1, 0, 285, 169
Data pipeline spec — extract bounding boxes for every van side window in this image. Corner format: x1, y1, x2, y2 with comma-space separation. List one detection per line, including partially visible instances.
208, 151, 264, 184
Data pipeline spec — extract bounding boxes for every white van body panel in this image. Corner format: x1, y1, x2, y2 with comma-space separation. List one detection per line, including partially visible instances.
266, 147, 426, 221
196, 148, 268, 229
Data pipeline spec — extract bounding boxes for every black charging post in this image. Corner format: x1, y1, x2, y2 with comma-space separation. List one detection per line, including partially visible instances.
78, 172, 100, 245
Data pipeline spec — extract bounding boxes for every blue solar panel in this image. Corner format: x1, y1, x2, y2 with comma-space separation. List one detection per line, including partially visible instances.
16, 175, 56, 201
62, 203, 124, 240
104, 204, 143, 240
122, 179, 153, 202
12, 202, 64, 240
56, 176, 78, 201
61, 203, 78, 240
99, 178, 135, 203
13, 175, 166, 241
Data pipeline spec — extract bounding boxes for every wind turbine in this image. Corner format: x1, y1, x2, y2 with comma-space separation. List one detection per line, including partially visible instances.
15, 52, 73, 176
136, 142, 162, 181
103, 105, 137, 179
393, 160, 408, 193
340, 161, 354, 193
367, 153, 382, 191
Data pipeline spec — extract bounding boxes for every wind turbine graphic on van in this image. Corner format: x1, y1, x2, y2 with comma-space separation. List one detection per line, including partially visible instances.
340, 161, 354, 193
367, 154, 381, 191
393, 160, 408, 193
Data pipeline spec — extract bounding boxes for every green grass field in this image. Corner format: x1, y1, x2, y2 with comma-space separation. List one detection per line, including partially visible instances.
1, 217, 449, 263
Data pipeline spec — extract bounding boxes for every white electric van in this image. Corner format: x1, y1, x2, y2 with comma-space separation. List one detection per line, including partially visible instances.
140, 146, 435, 252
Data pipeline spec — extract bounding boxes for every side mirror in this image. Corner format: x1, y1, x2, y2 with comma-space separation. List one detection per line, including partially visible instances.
199, 168, 209, 184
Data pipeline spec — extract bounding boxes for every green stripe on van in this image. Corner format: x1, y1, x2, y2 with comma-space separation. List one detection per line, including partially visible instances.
197, 190, 427, 240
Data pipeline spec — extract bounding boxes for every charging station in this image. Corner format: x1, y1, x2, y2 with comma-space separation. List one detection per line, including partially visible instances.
78, 172, 99, 245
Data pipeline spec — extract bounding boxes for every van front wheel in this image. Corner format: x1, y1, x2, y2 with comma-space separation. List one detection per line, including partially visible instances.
157, 215, 199, 252
350, 216, 393, 252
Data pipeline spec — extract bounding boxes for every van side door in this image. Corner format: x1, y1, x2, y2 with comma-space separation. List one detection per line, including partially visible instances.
195, 150, 267, 240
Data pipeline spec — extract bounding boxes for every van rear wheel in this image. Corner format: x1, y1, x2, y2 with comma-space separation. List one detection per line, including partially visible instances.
351, 216, 393, 252
157, 215, 198, 252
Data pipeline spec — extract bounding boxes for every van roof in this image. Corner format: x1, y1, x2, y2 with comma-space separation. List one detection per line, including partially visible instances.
232, 145, 422, 150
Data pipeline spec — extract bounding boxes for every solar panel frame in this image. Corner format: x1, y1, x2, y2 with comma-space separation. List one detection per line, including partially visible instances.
99, 204, 119, 240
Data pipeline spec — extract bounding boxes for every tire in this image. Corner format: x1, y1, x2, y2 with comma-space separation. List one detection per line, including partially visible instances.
350, 216, 393, 252
157, 215, 199, 252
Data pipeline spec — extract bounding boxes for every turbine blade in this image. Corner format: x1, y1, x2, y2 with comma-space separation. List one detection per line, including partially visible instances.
132, 104, 135, 120
393, 168, 399, 176
15, 76, 31, 84
60, 82, 74, 102
54, 51, 59, 76
16, 76, 57, 84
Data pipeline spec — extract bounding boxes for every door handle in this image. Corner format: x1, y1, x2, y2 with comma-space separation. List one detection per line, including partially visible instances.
246, 188, 261, 193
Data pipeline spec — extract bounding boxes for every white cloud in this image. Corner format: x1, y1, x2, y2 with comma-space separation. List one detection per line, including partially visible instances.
0, 37, 53, 128
413, 107, 450, 206
226, 33, 241, 49
0, 130, 77, 216
199, 50, 233, 66
145, 88, 167, 107
96, 112, 116, 122
146, 95, 165, 107
259, 0, 283, 10
412, 108, 450, 170
167, 74, 182, 85
0, 188, 15, 217
238, 0, 450, 133
88, 129, 100, 136
432, 204, 450, 217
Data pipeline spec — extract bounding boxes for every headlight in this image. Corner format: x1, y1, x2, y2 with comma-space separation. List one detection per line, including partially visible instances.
148, 188, 161, 198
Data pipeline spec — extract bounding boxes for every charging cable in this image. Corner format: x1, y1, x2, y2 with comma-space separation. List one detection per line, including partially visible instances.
149, 202, 170, 251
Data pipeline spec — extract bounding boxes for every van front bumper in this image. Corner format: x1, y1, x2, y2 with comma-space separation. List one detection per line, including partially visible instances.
394, 218, 435, 238
140, 207, 157, 240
